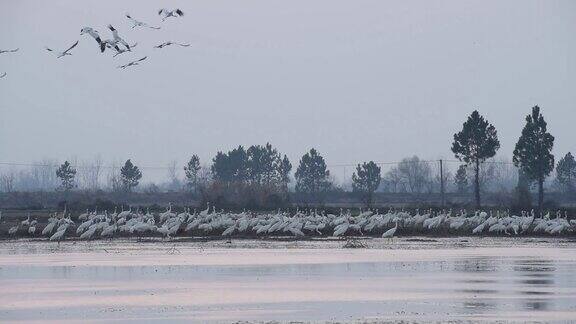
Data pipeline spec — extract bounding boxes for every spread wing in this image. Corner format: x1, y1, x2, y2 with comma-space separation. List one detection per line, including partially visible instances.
64, 40, 79, 53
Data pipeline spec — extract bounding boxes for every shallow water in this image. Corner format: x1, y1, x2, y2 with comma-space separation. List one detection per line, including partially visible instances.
1, 238, 575, 323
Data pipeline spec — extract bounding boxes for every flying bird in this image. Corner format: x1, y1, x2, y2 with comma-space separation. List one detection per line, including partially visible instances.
158, 8, 184, 21
113, 43, 138, 57
0, 72, 6, 79
45, 40, 79, 58
80, 27, 103, 50
117, 56, 147, 69
108, 25, 131, 51
0, 48, 19, 54
126, 13, 160, 29
100, 39, 121, 53
154, 41, 190, 49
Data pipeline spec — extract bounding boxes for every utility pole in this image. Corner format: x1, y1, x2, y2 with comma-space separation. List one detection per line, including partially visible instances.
439, 159, 445, 208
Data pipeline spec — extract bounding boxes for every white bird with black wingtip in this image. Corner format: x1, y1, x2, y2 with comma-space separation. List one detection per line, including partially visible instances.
158, 8, 184, 21
80, 27, 103, 51
154, 41, 190, 49
107, 25, 131, 51
45, 40, 79, 58
113, 43, 138, 57
126, 13, 160, 29
118, 56, 147, 69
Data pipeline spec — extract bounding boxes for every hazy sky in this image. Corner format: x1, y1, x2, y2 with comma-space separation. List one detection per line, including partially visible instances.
1, 0, 575, 181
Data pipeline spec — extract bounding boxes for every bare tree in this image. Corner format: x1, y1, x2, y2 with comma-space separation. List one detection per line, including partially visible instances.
79, 155, 103, 191
28, 159, 59, 190
396, 156, 433, 194
0, 169, 16, 192
107, 161, 123, 192
383, 167, 405, 193
489, 158, 518, 192
166, 160, 182, 191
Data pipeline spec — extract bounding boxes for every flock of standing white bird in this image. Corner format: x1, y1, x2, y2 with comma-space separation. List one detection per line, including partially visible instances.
2, 204, 575, 242
0, 8, 187, 77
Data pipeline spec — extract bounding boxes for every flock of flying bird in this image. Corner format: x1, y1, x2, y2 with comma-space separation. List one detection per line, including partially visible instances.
3, 205, 575, 242
0, 8, 188, 77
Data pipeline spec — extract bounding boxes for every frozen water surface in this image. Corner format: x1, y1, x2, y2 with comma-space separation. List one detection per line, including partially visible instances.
0, 237, 575, 323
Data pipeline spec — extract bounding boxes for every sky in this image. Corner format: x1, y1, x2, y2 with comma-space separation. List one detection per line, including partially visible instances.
1, 0, 575, 182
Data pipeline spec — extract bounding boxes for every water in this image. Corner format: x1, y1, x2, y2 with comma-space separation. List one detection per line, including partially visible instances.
0, 238, 575, 323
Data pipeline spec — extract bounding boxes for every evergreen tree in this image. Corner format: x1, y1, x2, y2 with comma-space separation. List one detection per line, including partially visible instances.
295, 148, 330, 193
454, 164, 468, 193
452, 110, 500, 208
352, 161, 381, 206
211, 146, 248, 183
184, 155, 201, 193
513, 106, 555, 214
514, 168, 532, 210
56, 161, 76, 190
556, 152, 576, 193
277, 154, 292, 191
247, 143, 279, 185
120, 159, 142, 192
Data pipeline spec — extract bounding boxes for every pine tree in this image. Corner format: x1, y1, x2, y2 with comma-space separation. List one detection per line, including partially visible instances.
513, 105, 555, 214
120, 159, 142, 192
452, 110, 500, 208
56, 161, 76, 190
454, 164, 468, 193
211, 146, 248, 183
277, 154, 292, 191
352, 161, 381, 206
295, 148, 330, 193
514, 168, 532, 210
556, 152, 576, 193
184, 155, 201, 193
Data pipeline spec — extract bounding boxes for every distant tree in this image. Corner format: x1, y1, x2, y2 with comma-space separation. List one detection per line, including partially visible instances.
247, 143, 279, 185
556, 152, 576, 193
295, 148, 330, 193
514, 168, 532, 210
352, 161, 381, 206
396, 156, 432, 194
184, 155, 201, 193
383, 167, 404, 193
120, 159, 142, 192
452, 110, 500, 209
211, 146, 248, 183
56, 161, 77, 190
454, 164, 468, 193
79, 155, 103, 191
277, 154, 292, 191
513, 106, 555, 214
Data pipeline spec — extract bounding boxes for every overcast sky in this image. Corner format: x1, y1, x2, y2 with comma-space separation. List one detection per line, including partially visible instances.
1, 0, 575, 181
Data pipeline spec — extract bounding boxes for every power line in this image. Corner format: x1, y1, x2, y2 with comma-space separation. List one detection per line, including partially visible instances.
0, 162, 172, 170
0, 158, 518, 171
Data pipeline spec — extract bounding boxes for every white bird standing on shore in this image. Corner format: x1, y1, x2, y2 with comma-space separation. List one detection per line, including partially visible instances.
8, 224, 19, 235
45, 40, 79, 58
382, 221, 398, 238
126, 14, 160, 29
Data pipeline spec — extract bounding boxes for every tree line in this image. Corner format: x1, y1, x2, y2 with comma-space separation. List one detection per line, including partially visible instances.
1, 105, 574, 212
